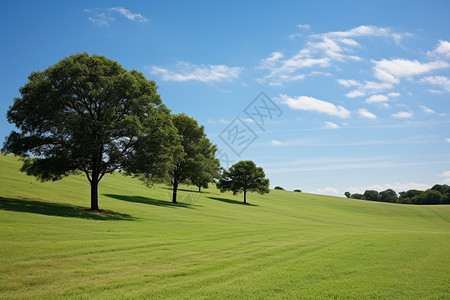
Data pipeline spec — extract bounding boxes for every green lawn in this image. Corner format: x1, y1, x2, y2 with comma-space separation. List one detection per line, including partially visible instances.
1, 154, 449, 299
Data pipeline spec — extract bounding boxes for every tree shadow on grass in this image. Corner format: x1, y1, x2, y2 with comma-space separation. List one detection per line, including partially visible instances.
208, 196, 258, 206
160, 186, 203, 193
103, 194, 195, 209
0, 196, 134, 221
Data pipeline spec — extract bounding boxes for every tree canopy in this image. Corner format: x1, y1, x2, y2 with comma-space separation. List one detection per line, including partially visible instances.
2, 53, 173, 210
216, 160, 270, 204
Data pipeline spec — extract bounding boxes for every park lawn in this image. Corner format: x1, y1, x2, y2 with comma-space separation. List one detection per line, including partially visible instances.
0, 154, 449, 299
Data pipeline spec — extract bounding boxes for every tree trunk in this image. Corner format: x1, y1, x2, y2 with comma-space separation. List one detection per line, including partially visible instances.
90, 176, 99, 210
172, 179, 178, 204
198, 185, 201, 193
243, 189, 247, 204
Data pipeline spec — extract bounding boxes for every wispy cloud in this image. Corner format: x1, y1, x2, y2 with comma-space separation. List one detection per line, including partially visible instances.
324, 121, 339, 129
341, 80, 394, 98
392, 111, 413, 118
268, 160, 450, 174
271, 139, 284, 146
259, 25, 405, 86
420, 76, 450, 93
316, 187, 340, 196
85, 7, 148, 27
441, 171, 450, 177
420, 105, 435, 114
150, 61, 243, 83
358, 108, 377, 119
276, 94, 350, 118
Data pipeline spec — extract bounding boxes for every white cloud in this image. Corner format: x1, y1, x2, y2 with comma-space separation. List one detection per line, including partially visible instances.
446, 138, 450, 143
346, 90, 366, 98
297, 24, 311, 30
392, 111, 413, 118
343, 81, 394, 98
365, 94, 389, 103
259, 25, 405, 86
324, 25, 392, 39
373, 59, 449, 84
271, 139, 284, 146
387, 92, 400, 98
257, 53, 330, 86
324, 121, 339, 129
277, 94, 350, 118
420, 105, 435, 114
338, 79, 360, 87
316, 187, 340, 196
441, 171, 450, 177
428, 40, 450, 57
85, 7, 147, 27
358, 108, 377, 119
110, 7, 148, 22
150, 61, 243, 83
420, 76, 450, 93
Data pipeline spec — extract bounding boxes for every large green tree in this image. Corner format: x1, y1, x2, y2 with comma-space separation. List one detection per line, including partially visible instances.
169, 113, 219, 203
2, 53, 173, 210
216, 160, 270, 204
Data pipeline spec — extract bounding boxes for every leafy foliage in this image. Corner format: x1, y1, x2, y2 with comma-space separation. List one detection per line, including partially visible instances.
274, 186, 284, 190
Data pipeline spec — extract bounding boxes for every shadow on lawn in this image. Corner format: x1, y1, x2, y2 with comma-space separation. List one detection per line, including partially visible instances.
0, 196, 134, 221
160, 186, 206, 193
104, 194, 195, 209
207, 196, 258, 206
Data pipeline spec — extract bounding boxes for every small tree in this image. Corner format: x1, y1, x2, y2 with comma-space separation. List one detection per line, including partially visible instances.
2, 53, 171, 210
216, 160, 270, 204
191, 156, 221, 192
380, 189, 398, 203
168, 114, 218, 203
364, 190, 381, 202
344, 191, 351, 198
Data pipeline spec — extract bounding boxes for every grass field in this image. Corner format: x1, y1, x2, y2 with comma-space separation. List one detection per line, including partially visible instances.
1, 154, 449, 299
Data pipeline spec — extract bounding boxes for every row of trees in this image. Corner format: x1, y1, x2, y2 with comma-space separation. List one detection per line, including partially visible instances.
3, 53, 271, 210
345, 184, 450, 205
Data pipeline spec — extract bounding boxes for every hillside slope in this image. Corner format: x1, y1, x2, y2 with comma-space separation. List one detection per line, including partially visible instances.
1, 154, 449, 299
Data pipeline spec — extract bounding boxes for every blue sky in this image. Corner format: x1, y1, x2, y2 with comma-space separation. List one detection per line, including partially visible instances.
1, 0, 450, 196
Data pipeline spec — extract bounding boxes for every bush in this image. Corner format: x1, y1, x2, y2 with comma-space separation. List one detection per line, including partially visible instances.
344, 192, 351, 198
294, 189, 302, 193
274, 186, 284, 190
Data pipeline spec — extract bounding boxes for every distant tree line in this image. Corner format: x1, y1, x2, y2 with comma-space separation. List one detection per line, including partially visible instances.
345, 184, 450, 205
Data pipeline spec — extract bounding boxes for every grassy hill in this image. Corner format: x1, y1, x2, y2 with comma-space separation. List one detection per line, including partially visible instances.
1, 154, 449, 299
